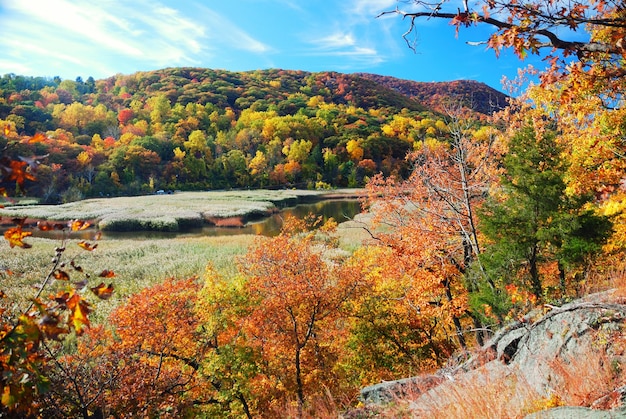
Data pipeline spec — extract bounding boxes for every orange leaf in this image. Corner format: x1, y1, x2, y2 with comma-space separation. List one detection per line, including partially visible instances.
91, 282, 114, 300
77, 241, 97, 251
6, 160, 36, 185
4, 227, 32, 248
53, 270, 70, 281
67, 293, 91, 335
70, 220, 91, 231
98, 269, 115, 278
28, 132, 47, 143
3, 125, 9, 136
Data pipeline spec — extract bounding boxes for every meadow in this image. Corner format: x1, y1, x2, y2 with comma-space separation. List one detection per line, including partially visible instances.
0, 190, 372, 323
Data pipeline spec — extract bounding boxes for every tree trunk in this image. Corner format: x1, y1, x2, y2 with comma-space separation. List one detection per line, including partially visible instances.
295, 347, 304, 418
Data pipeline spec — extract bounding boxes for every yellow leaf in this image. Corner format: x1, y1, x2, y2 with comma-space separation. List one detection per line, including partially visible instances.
67, 293, 91, 335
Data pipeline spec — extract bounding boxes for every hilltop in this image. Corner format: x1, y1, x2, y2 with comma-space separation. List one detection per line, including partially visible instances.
356, 72, 509, 115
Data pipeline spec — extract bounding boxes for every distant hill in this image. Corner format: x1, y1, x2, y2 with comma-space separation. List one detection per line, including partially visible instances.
356, 73, 509, 115
97, 68, 504, 116
0, 67, 509, 198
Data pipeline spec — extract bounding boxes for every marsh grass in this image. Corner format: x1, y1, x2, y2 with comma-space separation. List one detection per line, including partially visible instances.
0, 234, 254, 322
0, 190, 352, 232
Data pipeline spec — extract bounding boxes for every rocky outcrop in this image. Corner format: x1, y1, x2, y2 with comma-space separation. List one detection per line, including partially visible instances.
359, 290, 626, 417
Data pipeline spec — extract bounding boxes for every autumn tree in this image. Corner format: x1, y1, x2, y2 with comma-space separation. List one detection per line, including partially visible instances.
0, 126, 113, 416
43, 278, 212, 418
237, 215, 358, 416
383, 1, 626, 88
363, 108, 500, 346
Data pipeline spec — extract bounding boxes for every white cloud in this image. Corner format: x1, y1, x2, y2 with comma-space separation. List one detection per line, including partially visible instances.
347, 0, 398, 20
194, 6, 271, 54
313, 32, 356, 49
0, 0, 271, 77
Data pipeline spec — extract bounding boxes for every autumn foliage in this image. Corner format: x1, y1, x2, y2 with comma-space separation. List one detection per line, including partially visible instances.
0, 128, 115, 416
3, 1, 626, 415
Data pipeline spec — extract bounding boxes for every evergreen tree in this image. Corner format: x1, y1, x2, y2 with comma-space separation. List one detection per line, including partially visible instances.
479, 124, 611, 299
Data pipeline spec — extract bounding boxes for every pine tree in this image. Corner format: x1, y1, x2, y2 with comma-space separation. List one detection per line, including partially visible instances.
479, 124, 611, 299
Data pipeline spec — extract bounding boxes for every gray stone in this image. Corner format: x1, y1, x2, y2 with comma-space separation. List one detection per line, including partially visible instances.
524, 406, 626, 419
358, 291, 626, 417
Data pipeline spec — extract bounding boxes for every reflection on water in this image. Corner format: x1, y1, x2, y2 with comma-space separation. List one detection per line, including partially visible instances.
31, 199, 362, 241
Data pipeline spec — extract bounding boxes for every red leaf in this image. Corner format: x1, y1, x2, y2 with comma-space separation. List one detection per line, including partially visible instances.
98, 269, 115, 278
37, 221, 66, 231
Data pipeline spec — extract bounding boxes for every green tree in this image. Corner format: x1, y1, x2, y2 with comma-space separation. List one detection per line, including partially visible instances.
479, 124, 612, 299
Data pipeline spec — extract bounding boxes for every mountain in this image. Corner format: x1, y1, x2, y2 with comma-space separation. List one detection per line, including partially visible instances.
93, 67, 504, 116
0, 68, 508, 199
356, 73, 509, 115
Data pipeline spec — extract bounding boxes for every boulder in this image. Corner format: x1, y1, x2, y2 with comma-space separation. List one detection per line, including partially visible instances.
359, 290, 626, 417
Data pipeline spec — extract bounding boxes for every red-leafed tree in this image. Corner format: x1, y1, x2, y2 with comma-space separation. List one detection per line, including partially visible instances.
117, 108, 134, 126
361, 110, 501, 347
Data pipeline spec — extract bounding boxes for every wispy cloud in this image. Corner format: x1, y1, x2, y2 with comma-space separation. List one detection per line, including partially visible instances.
346, 0, 398, 20
314, 32, 357, 50
305, 30, 383, 67
300, 2, 400, 69
194, 5, 271, 54
0, 0, 271, 77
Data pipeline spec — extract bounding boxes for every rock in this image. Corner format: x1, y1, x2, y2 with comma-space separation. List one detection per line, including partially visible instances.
358, 290, 626, 417
360, 375, 445, 405
524, 406, 626, 419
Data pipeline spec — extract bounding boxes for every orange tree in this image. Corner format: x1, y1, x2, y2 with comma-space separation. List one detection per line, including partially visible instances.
0, 124, 112, 415
40, 277, 210, 418
235, 215, 361, 417
359, 111, 501, 348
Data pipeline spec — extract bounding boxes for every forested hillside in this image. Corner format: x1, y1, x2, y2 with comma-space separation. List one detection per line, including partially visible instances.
0, 68, 502, 201
356, 73, 508, 115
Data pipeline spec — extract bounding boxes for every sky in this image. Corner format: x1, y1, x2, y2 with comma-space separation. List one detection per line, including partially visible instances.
0, 0, 548, 92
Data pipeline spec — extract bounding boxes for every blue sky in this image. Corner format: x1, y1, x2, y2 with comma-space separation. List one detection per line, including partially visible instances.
0, 0, 546, 92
